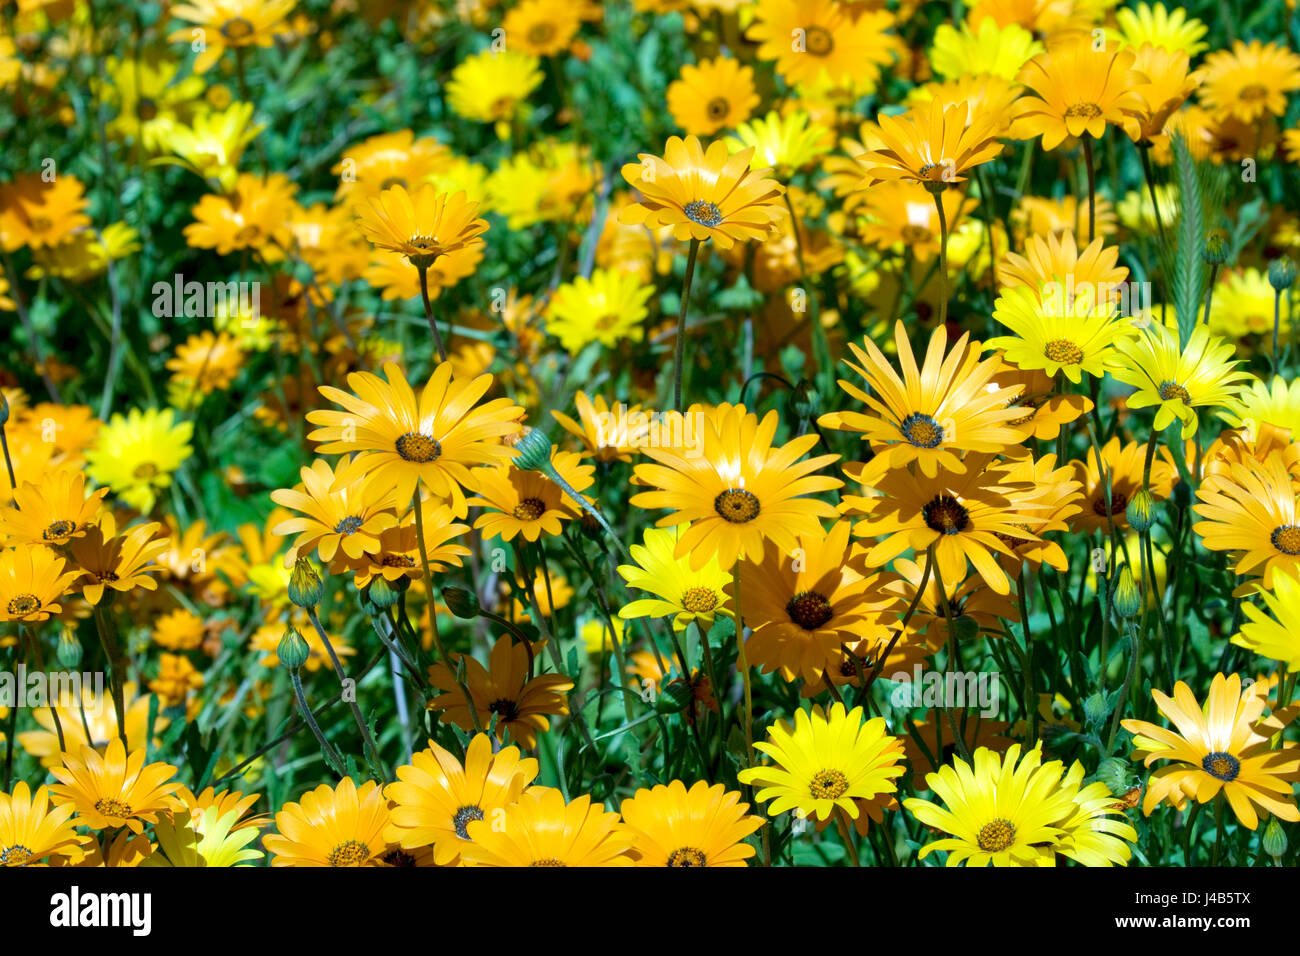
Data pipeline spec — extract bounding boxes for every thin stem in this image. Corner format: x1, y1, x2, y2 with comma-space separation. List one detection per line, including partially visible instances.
306, 607, 390, 781
835, 807, 862, 867
92, 605, 127, 747
418, 266, 449, 363
673, 238, 701, 412
932, 188, 950, 328
1082, 134, 1097, 244
289, 667, 344, 770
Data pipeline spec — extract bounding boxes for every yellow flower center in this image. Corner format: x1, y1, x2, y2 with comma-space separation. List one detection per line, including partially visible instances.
6, 593, 41, 617
1201, 751, 1240, 782
809, 768, 849, 800
453, 804, 485, 839
705, 97, 730, 121
1092, 490, 1129, 517
530, 857, 567, 866
381, 553, 416, 568
233, 224, 262, 245
684, 200, 723, 227
395, 432, 442, 463
29, 215, 53, 233
1239, 84, 1268, 102
94, 797, 133, 819
922, 494, 970, 535
42, 519, 76, 541
786, 590, 834, 630
1064, 103, 1102, 119
714, 488, 760, 524
1007, 397, 1042, 427
1271, 525, 1300, 555
1043, 338, 1084, 365
526, 22, 556, 46
220, 17, 256, 40
512, 497, 546, 521
0, 844, 32, 865
803, 25, 834, 56
133, 462, 158, 479
667, 846, 708, 867
899, 224, 931, 243
681, 586, 718, 613
900, 412, 945, 449
1157, 380, 1191, 404
976, 818, 1017, 852
326, 839, 372, 866
379, 176, 408, 191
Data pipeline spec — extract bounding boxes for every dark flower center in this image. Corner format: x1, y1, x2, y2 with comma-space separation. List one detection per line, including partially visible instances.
6, 593, 40, 617
42, 519, 76, 541
220, 17, 255, 40
335, 515, 364, 535
0, 844, 32, 865
900, 412, 945, 448
453, 804, 485, 840
1273, 525, 1300, 555
714, 488, 760, 523
395, 432, 442, 463
327, 839, 371, 866
923, 494, 969, 535
804, 25, 834, 56
1092, 491, 1129, 517
667, 846, 707, 867
786, 590, 833, 630
684, 200, 723, 227
705, 97, 730, 121
1157, 380, 1191, 403
488, 698, 520, 721
512, 497, 546, 521
1201, 751, 1240, 781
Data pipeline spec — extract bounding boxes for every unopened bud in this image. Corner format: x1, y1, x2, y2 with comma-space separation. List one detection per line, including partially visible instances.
1201, 230, 1230, 265
277, 626, 310, 670
1112, 565, 1142, 619
1268, 256, 1297, 292
1263, 818, 1288, 860
511, 426, 554, 472
57, 626, 83, 669
288, 557, 323, 608
366, 576, 400, 611
442, 586, 481, 619
1095, 756, 1133, 797
1126, 488, 1155, 533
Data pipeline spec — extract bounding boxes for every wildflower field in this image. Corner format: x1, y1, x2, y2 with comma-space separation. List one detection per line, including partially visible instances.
2, 0, 1300, 878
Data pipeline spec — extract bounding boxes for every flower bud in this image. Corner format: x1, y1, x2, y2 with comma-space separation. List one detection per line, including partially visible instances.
1112, 565, 1142, 619
1083, 692, 1110, 728
511, 426, 554, 473
1095, 756, 1133, 797
1126, 488, 1155, 533
277, 626, 311, 670
288, 557, 323, 609
442, 586, 481, 619
1263, 818, 1288, 860
787, 379, 821, 422
1201, 229, 1230, 265
57, 626, 83, 669
365, 576, 400, 611
1269, 256, 1297, 293
655, 680, 697, 715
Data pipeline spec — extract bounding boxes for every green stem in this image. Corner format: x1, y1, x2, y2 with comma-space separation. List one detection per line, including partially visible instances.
673, 238, 701, 412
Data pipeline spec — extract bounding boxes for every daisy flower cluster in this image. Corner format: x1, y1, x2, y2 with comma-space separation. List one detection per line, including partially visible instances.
1, 0, 1300, 873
